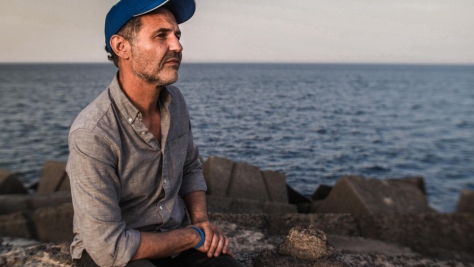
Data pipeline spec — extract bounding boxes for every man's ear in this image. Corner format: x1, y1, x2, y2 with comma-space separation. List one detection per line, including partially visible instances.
110, 35, 131, 60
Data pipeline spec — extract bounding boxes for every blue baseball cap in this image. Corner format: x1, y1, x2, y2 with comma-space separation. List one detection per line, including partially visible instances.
105, 0, 196, 52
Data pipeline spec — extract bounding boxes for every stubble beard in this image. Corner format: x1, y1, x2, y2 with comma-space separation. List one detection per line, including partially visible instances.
130, 47, 181, 86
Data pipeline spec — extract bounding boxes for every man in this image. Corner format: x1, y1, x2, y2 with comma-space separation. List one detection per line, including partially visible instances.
66, 0, 243, 266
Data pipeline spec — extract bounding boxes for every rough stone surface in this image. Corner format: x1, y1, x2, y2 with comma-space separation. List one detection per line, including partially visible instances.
318, 175, 434, 215
227, 163, 270, 201
202, 156, 234, 197
0, 238, 72, 267
209, 212, 474, 256
277, 225, 334, 260
253, 249, 315, 267
326, 234, 415, 256
37, 161, 70, 193
311, 184, 332, 201
0, 170, 27, 195
0, 192, 71, 215
2, 215, 474, 267
261, 170, 289, 203
457, 190, 474, 213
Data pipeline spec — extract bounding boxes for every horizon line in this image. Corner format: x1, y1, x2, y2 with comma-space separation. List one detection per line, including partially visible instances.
1, 61, 474, 67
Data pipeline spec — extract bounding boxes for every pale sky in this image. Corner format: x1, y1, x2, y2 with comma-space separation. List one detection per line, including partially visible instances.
1, 0, 473, 64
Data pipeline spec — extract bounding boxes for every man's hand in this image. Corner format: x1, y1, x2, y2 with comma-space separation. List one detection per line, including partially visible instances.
193, 220, 234, 258
184, 191, 234, 258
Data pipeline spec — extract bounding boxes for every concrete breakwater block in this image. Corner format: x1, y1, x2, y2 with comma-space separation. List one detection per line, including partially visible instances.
0, 192, 71, 215
202, 156, 233, 197
227, 162, 270, 201
262, 170, 289, 203
457, 190, 474, 213
37, 161, 70, 193
203, 156, 293, 203
318, 175, 433, 215
0, 203, 74, 242
207, 195, 297, 214
0, 169, 27, 194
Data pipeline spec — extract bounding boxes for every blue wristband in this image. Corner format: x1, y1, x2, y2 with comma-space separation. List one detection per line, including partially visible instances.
190, 226, 205, 249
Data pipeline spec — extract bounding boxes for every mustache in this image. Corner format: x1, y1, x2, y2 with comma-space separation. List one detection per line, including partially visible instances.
163, 52, 181, 62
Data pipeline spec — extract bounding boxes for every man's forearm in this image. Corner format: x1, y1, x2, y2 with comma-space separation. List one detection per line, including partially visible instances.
131, 227, 200, 261
184, 190, 209, 224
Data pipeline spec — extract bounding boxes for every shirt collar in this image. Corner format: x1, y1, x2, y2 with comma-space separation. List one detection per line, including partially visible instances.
109, 73, 173, 125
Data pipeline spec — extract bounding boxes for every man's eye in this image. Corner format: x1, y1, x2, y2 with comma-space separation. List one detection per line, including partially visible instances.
157, 34, 166, 38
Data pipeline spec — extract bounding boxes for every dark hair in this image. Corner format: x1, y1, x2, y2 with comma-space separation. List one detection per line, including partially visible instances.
105, 16, 143, 67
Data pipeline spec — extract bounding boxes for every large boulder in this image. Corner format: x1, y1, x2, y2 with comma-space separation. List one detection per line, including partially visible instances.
0, 170, 27, 194
457, 190, 474, 213
37, 161, 70, 193
277, 225, 334, 260
318, 176, 434, 215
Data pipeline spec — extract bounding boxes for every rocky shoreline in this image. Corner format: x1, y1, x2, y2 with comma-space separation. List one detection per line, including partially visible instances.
2, 215, 474, 267
1, 158, 474, 266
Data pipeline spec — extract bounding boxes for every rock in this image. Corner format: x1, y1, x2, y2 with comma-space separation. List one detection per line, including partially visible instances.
286, 185, 310, 204
311, 184, 332, 201
261, 170, 289, 203
0, 170, 27, 195
457, 190, 474, 213
318, 176, 434, 215
37, 161, 70, 193
0, 239, 72, 267
326, 234, 415, 256
227, 162, 270, 201
253, 249, 314, 267
277, 225, 334, 260
202, 156, 234, 197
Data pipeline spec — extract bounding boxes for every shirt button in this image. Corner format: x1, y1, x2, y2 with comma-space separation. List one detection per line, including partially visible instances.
159, 205, 163, 210
128, 118, 133, 123
141, 131, 145, 135
164, 179, 167, 184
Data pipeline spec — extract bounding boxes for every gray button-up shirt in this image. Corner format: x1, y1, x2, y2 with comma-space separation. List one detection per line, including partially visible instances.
66, 74, 207, 267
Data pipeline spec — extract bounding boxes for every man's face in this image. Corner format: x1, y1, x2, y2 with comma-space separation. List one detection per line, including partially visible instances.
129, 8, 183, 86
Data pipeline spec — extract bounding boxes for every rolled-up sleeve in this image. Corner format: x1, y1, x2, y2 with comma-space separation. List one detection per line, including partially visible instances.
67, 129, 140, 267
177, 109, 207, 197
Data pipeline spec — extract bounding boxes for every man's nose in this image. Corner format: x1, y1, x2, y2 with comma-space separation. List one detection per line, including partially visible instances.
170, 36, 183, 53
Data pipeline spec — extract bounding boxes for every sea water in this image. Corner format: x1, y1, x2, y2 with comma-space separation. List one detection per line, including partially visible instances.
0, 63, 473, 212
